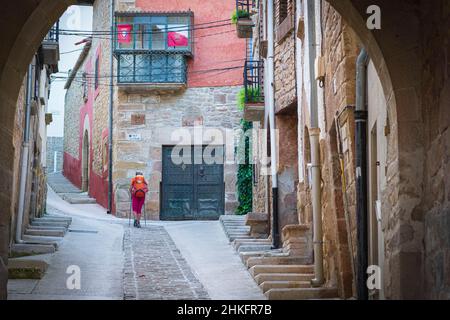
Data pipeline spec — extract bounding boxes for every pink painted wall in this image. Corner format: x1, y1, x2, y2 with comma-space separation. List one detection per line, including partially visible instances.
63, 46, 110, 210
63, 152, 82, 189
135, 0, 246, 87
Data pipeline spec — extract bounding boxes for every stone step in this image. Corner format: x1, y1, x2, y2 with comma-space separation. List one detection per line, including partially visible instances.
265, 287, 339, 300
8, 256, 50, 279
37, 216, 72, 224
254, 273, 315, 285
223, 224, 247, 228
25, 228, 65, 237
228, 235, 254, 241
239, 250, 287, 264
260, 281, 311, 293
227, 232, 250, 238
10, 243, 56, 257
238, 244, 273, 253
246, 256, 311, 268
30, 221, 69, 228
220, 215, 246, 220
250, 265, 314, 276
225, 227, 251, 231
64, 197, 97, 204
233, 239, 271, 249
22, 235, 62, 248
27, 225, 67, 232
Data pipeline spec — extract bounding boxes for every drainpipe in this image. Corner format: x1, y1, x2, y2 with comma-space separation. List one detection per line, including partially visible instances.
16, 63, 34, 243
107, 0, 115, 214
267, 0, 280, 249
306, 0, 324, 287
355, 48, 369, 300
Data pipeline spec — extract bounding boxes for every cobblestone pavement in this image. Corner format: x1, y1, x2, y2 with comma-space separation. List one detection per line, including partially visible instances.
123, 226, 209, 300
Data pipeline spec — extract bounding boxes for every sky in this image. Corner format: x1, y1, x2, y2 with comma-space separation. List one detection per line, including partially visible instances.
47, 5, 93, 137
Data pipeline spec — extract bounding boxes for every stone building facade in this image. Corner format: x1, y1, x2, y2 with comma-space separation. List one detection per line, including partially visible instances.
63, 0, 246, 218
111, 0, 246, 219
246, 0, 450, 300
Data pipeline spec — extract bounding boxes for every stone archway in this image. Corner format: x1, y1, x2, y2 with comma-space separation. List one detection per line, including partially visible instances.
0, 0, 94, 300
324, 0, 424, 299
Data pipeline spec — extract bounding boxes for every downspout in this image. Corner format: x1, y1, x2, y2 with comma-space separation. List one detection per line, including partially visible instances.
107, 0, 115, 214
16, 63, 34, 243
267, 0, 280, 248
355, 48, 369, 300
306, 0, 324, 286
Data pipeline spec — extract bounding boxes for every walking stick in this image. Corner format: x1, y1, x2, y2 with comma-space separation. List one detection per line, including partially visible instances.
144, 200, 147, 227
129, 192, 132, 227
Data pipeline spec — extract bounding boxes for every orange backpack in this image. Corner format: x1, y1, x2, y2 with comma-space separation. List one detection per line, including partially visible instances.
132, 175, 147, 198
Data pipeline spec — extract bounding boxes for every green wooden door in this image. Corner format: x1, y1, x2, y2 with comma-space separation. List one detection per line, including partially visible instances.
161, 145, 224, 220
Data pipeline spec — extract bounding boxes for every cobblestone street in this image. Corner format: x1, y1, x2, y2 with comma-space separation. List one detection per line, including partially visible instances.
123, 226, 209, 300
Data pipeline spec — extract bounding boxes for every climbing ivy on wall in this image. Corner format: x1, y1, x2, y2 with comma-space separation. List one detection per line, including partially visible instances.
236, 119, 253, 215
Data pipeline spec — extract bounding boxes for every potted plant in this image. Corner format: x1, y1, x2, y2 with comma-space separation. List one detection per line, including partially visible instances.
237, 87, 264, 121
231, 9, 253, 38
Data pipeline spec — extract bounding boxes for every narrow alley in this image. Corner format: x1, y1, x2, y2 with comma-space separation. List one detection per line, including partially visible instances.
1, 0, 449, 305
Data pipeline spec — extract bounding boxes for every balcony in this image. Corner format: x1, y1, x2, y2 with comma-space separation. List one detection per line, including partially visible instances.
114, 12, 194, 56
243, 60, 264, 122
114, 12, 193, 92
40, 21, 60, 73
117, 53, 187, 93
234, 0, 256, 38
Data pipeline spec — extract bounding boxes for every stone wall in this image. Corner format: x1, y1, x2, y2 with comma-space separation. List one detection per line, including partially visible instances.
113, 86, 243, 219
91, 0, 111, 177
319, 2, 359, 298
46, 136, 64, 173
420, 0, 450, 299
9, 77, 26, 245
63, 77, 82, 160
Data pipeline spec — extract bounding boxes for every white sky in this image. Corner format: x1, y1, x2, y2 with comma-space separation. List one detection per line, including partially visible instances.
47, 5, 93, 137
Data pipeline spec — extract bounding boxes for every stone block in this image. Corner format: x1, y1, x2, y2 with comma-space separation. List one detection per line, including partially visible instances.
245, 212, 269, 237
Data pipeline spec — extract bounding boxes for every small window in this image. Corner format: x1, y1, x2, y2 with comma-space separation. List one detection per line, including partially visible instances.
94, 56, 99, 90
82, 72, 88, 102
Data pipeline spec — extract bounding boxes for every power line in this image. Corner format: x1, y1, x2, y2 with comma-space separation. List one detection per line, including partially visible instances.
60, 48, 84, 55
57, 17, 232, 35
52, 65, 244, 82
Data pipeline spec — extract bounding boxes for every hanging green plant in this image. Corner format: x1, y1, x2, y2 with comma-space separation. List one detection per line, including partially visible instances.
235, 119, 253, 215
237, 86, 263, 111
231, 9, 250, 24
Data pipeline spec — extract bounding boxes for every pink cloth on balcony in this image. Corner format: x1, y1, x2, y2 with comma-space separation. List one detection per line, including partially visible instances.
168, 32, 188, 47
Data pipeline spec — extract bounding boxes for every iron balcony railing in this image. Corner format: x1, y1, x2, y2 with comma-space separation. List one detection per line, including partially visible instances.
236, 0, 256, 17
117, 52, 187, 84
243, 60, 264, 104
44, 20, 59, 42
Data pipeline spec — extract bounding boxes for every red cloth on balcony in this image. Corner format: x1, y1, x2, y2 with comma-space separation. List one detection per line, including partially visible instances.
117, 24, 132, 43
167, 32, 188, 47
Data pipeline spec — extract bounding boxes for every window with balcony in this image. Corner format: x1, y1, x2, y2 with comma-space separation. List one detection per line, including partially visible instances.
114, 12, 193, 90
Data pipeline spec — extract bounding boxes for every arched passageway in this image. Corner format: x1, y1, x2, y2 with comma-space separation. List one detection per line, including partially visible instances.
0, 0, 448, 300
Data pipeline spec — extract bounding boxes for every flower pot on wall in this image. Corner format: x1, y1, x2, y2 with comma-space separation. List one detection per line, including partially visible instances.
243, 102, 264, 122
236, 18, 254, 38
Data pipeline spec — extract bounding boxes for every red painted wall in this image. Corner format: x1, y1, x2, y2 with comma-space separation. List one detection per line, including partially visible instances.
135, 0, 246, 87
63, 152, 82, 189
